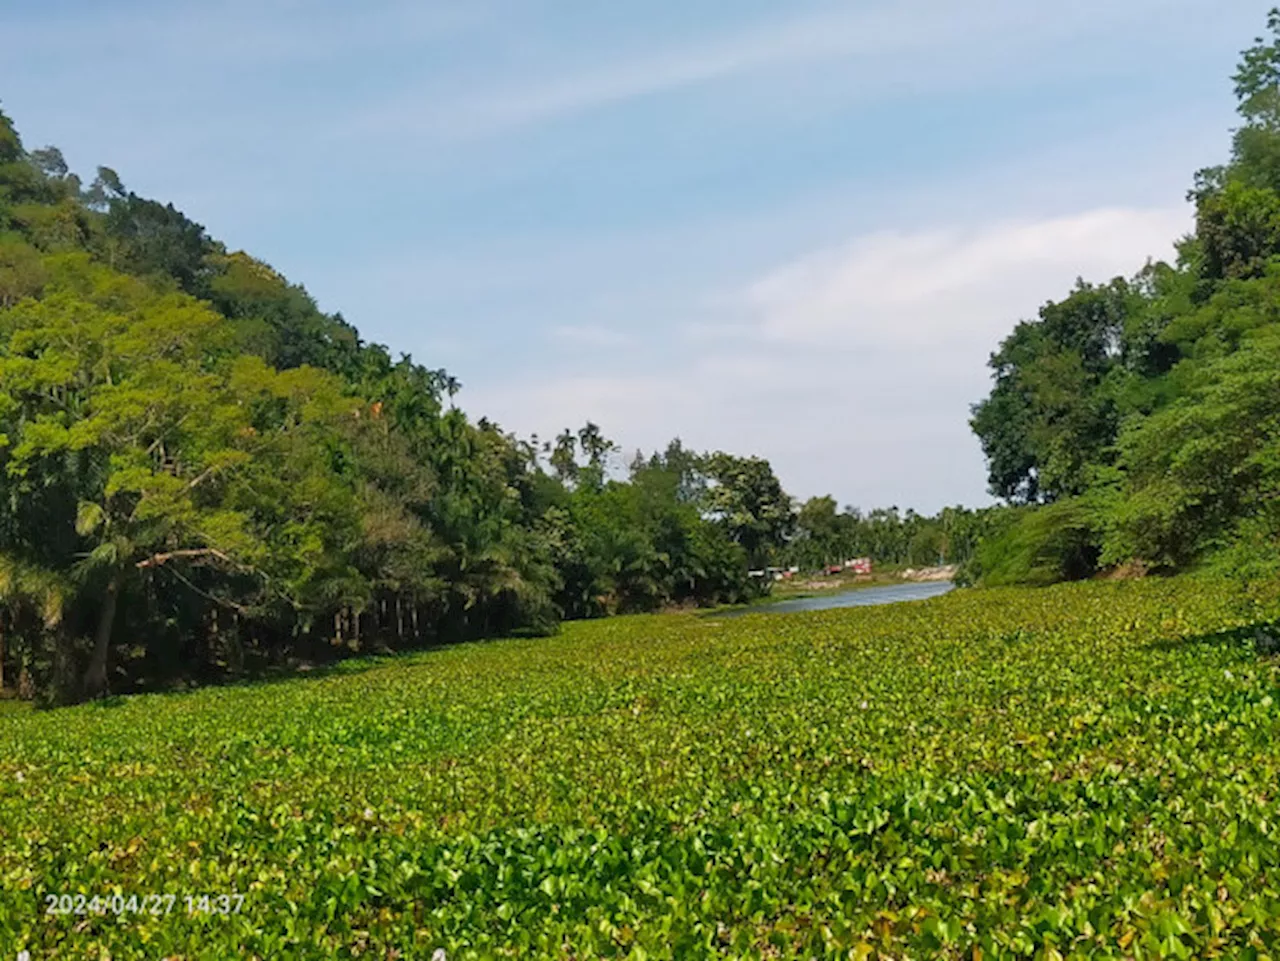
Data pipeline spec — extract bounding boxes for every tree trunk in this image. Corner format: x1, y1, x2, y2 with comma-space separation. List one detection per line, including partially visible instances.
212, 606, 220, 665
83, 573, 121, 699
51, 631, 77, 705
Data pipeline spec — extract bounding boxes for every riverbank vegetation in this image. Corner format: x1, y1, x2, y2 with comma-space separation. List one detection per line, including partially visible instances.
967, 13, 1280, 587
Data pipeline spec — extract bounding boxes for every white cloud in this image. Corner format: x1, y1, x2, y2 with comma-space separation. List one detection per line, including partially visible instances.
467, 205, 1192, 513
746, 207, 1191, 349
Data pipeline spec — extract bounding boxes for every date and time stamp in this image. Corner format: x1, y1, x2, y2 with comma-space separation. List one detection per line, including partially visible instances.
43, 891, 245, 917
15, 893, 248, 958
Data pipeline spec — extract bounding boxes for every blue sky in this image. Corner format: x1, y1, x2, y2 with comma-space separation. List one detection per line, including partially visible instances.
1, 0, 1269, 512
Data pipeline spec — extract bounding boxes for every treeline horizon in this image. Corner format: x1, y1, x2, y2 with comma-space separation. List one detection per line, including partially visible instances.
0, 105, 987, 706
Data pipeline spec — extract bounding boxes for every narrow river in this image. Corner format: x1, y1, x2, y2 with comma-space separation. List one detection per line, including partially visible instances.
723, 580, 955, 616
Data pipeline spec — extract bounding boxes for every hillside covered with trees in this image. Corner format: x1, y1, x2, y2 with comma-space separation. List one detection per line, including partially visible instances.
0, 105, 991, 705
968, 12, 1280, 587
0, 119, 757, 704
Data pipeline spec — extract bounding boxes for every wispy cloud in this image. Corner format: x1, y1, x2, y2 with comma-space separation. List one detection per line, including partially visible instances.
350, 5, 896, 139
349, 0, 1207, 142
440, 6, 919, 131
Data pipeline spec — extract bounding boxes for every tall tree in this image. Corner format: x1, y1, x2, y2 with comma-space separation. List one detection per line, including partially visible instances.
703, 453, 794, 569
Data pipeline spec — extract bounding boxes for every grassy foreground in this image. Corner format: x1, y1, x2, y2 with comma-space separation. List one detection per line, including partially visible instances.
3, 579, 1280, 959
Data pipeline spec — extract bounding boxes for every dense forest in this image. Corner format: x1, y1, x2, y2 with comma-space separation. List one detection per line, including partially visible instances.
0, 104, 985, 705
967, 11, 1280, 588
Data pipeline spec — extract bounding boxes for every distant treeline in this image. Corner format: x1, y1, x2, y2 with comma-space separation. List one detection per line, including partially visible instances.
781, 500, 993, 573
965, 11, 1280, 587
0, 107, 990, 705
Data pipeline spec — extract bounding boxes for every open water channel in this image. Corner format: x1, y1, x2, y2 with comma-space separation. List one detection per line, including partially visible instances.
722, 580, 955, 616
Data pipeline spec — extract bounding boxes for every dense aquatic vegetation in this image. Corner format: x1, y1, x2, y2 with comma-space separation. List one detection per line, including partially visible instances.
3, 575, 1280, 958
